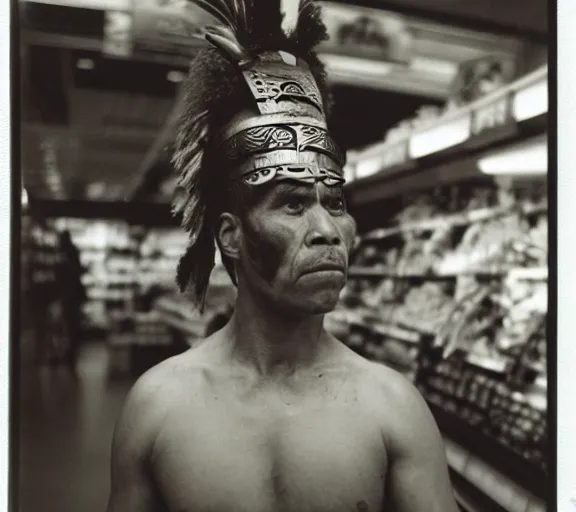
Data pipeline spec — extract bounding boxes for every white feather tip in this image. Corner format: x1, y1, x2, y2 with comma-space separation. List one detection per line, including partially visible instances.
280, 0, 300, 36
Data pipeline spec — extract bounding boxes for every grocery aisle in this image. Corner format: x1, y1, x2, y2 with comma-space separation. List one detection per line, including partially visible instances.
17, 342, 133, 512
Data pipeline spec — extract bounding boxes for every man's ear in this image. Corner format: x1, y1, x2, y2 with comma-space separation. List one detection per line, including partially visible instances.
217, 213, 242, 260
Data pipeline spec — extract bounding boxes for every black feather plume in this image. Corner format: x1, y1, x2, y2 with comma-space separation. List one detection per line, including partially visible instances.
176, 224, 215, 312
293, 0, 328, 52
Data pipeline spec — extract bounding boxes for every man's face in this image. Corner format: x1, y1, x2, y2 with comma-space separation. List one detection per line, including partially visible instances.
238, 180, 357, 315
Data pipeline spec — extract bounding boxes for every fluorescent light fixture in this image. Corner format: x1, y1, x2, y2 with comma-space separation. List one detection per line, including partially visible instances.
22, 0, 132, 9
477, 135, 547, 175
343, 164, 356, 183
355, 156, 384, 179
77, 58, 95, 70
166, 70, 186, 83
22, 188, 28, 208
410, 57, 458, 78
513, 79, 547, 121
320, 54, 394, 79
410, 115, 470, 158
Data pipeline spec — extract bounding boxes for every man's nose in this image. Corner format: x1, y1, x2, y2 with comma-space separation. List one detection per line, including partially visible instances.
304, 206, 342, 247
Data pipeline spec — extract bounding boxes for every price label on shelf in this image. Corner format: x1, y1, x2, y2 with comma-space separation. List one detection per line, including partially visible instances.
470, 93, 514, 137
372, 323, 421, 344
380, 141, 409, 169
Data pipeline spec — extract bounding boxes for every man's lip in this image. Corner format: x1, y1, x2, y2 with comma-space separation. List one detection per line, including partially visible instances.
302, 263, 346, 275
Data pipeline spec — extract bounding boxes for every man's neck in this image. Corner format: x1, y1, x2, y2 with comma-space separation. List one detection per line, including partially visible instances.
224, 292, 333, 378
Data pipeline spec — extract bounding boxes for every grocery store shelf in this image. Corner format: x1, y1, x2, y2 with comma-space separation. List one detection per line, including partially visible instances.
346, 314, 430, 343
345, 66, 547, 207
465, 353, 508, 373
444, 436, 548, 512
360, 203, 547, 242
348, 266, 547, 281
428, 402, 547, 499
348, 267, 506, 280
28, 198, 178, 225
507, 267, 548, 280
450, 469, 509, 512
156, 312, 204, 339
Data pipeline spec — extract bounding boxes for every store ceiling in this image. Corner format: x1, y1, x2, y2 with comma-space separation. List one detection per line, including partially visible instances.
19, 0, 548, 205
337, 0, 548, 39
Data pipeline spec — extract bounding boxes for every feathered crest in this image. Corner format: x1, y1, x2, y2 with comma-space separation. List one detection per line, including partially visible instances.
172, 0, 331, 310
195, 0, 328, 59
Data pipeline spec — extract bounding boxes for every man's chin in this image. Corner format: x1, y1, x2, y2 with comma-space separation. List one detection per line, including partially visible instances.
286, 290, 341, 316
307, 302, 339, 315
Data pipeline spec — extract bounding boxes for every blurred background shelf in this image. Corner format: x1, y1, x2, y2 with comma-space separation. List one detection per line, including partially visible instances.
348, 266, 547, 280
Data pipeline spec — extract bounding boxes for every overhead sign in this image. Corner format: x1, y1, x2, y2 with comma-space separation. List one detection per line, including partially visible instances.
471, 94, 513, 137
21, 126, 82, 199
319, 2, 413, 65
129, 0, 414, 65
131, 0, 213, 60
103, 10, 133, 57
23, 0, 131, 9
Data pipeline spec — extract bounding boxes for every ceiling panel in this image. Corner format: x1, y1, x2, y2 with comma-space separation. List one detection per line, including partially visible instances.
69, 88, 173, 131
21, 122, 158, 201
335, 0, 548, 38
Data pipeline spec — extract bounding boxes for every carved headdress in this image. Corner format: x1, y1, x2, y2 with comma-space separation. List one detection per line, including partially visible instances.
172, 0, 345, 309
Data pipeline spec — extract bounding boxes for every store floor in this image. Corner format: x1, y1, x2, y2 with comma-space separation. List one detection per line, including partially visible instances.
17, 342, 133, 512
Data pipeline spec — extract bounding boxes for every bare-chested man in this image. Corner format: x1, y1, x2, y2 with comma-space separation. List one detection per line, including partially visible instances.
106, 1, 460, 511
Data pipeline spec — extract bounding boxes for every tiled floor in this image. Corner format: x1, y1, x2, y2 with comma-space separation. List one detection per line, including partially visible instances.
17, 342, 133, 512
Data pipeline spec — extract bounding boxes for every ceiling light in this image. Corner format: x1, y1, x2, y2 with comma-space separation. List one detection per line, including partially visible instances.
77, 58, 95, 70
167, 70, 186, 83
513, 79, 547, 122
477, 135, 547, 175
320, 54, 394, 81
410, 57, 458, 77
28, 0, 131, 9
355, 156, 385, 179
410, 115, 470, 158
22, 188, 28, 208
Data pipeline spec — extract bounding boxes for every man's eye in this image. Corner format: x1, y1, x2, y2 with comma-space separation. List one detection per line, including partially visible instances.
325, 197, 346, 214
284, 199, 306, 214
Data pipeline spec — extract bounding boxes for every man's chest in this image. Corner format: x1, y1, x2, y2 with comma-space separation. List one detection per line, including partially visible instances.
151, 390, 387, 512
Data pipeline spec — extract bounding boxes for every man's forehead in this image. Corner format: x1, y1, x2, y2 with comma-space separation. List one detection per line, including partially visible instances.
270, 181, 344, 195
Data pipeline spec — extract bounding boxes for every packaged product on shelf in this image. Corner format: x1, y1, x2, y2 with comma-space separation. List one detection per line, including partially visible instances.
353, 244, 388, 268
395, 283, 455, 334
379, 339, 417, 374
437, 213, 528, 274
342, 279, 394, 309
436, 282, 507, 358
496, 275, 547, 354
447, 54, 515, 107
394, 195, 441, 225
395, 236, 433, 275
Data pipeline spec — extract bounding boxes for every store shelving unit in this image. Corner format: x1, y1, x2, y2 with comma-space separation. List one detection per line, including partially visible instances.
152, 265, 236, 347
37, 210, 237, 376
341, 65, 549, 512
345, 65, 547, 207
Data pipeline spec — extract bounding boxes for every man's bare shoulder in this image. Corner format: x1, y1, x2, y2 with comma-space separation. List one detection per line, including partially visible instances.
112, 341, 219, 455
361, 359, 420, 402
126, 340, 218, 407
333, 344, 431, 423
349, 355, 442, 451
333, 340, 417, 398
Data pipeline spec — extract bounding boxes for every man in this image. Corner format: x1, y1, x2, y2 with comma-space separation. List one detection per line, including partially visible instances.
106, 0, 460, 510
57, 230, 87, 369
